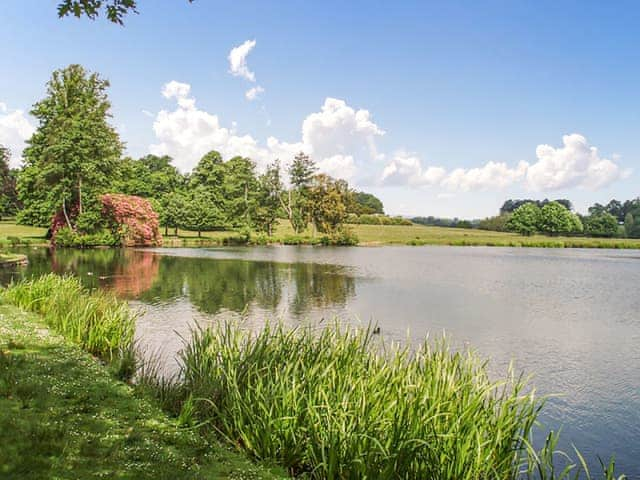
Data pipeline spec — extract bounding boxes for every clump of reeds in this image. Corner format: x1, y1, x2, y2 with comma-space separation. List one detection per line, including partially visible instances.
174, 321, 624, 479
1, 274, 136, 364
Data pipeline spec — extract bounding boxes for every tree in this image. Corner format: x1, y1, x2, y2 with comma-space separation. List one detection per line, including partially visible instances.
309, 174, 349, 235
349, 191, 384, 215
57, 0, 193, 25
625, 210, 640, 238
159, 191, 188, 236
479, 214, 512, 232
583, 212, 619, 238
281, 152, 317, 233
223, 156, 259, 228
17, 64, 122, 231
115, 154, 183, 199
255, 161, 283, 236
0, 146, 20, 218
507, 203, 541, 235
183, 187, 224, 237
538, 201, 582, 235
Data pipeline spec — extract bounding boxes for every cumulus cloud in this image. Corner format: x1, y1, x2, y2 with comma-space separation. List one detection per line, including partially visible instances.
245, 85, 265, 101
150, 82, 383, 181
380, 134, 625, 192
442, 161, 528, 191
228, 39, 257, 82
381, 151, 446, 187
0, 104, 36, 168
302, 98, 384, 161
526, 133, 625, 190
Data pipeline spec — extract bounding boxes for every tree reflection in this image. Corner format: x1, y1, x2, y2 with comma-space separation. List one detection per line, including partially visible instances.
7, 248, 357, 318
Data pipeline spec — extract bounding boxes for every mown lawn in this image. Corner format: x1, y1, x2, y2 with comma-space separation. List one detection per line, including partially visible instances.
3, 219, 640, 249
0, 220, 47, 242
0, 305, 287, 480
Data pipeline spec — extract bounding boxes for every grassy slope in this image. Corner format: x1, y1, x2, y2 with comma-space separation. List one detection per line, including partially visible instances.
0, 305, 287, 480
3, 220, 640, 249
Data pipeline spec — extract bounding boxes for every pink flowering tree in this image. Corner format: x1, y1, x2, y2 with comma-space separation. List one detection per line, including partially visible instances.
101, 194, 163, 246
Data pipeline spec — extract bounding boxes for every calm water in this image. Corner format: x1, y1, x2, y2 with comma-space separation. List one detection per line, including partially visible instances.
2, 246, 639, 475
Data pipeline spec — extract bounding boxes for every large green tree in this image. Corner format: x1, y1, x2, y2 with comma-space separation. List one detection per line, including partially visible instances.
115, 154, 183, 199
538, 201, 582, 235
223, 156, 259, 228
583, 212, 619, 238
0, 145, 20, 218
309, 174, 350, 235
18, 64, 122, 230
281, 152, 317, 233
255, 161, 283, 236
507, 203, 542, 236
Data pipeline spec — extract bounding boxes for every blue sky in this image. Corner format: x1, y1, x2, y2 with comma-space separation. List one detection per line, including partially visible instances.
1, 0, 639, 217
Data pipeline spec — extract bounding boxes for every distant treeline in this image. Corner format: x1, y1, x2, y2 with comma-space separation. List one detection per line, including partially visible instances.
480, 197, 640, 238
411, 216, 478, 229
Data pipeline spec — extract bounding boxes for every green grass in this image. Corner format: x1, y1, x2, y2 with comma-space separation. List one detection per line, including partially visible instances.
0, 305, 287, 479
0, 220, 47, 246
3, 219, 640, 249
1, 274, 135, 367
171, 321, 626, 480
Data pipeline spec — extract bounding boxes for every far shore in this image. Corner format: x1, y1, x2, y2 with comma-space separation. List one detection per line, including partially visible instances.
2, 220, 640, 250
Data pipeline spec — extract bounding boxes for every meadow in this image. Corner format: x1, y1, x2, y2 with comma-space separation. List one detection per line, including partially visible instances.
2, 219, 640, 249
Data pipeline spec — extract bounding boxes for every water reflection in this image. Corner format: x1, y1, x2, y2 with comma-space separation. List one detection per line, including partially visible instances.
1, 247, 357, 318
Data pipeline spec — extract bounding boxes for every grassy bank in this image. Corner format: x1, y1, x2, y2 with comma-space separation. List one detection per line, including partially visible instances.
1, 276, 627, 478
0, 278, 286, 479
3, 220, 640, 249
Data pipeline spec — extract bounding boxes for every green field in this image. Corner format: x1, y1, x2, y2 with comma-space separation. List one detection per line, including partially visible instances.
2, 220, 640, 249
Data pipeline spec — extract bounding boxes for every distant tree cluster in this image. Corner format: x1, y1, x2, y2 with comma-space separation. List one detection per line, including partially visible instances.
500, 198, 573, 215
507, 201, 583, 236
481, 197, 640, 238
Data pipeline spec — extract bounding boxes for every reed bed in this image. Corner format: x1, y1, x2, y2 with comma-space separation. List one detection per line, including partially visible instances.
0, 274, 135, 364
176, 322, 625, 479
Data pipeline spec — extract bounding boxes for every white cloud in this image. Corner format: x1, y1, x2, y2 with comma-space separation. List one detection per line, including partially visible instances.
302, 98, 384, 162
245, 85, 265, 101
442, 160, 528, 191
526, 133, 625, 190
381, 151, 446, 186
317, 155, 356, 181
142, 109, 154, 118
228, 39, 257, 82
0, 105, 36, 168
381, 134, 625, 193
150, 83, 383, 182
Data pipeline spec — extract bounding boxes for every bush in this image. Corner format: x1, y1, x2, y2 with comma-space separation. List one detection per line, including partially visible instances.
53, 227, 119, 248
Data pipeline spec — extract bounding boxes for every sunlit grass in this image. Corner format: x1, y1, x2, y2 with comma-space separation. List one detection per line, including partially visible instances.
1, 274, 135, 365
172, 321, 626, 479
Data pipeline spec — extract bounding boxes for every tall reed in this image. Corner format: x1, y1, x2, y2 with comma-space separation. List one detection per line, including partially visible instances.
1, 274, 136, 363
176, 321, 625, 479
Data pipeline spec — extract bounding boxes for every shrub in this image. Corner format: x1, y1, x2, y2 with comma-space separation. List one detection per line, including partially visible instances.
101, 194, 163, 246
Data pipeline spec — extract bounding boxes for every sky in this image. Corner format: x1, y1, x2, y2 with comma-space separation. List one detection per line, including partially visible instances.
1, 0, 639, 218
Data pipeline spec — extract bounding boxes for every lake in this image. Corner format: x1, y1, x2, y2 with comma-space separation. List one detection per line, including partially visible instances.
2, 245, 639, 476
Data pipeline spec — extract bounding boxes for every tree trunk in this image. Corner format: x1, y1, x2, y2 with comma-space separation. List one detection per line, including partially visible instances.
62, 197, 72, 230
78, 176, 83, 215
165, 225, 168, 236
198, 230, 201, 238
174, 226, 178, 236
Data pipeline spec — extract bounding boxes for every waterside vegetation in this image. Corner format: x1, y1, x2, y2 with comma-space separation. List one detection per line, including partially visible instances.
0, 275, 628, 479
